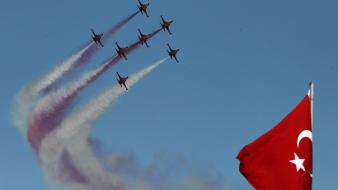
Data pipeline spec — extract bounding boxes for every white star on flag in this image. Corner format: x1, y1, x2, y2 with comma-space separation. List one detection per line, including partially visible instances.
289, 153, 306, 172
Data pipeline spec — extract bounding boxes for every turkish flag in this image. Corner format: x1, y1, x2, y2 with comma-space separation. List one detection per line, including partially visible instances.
237, 95, 312, 190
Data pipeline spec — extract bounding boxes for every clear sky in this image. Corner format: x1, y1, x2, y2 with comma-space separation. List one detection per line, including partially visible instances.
1, 0, 338, 189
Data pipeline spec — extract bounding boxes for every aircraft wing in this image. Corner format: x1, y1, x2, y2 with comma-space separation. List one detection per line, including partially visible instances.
123, 83, 128, 90
123, 53, 128, 60
167, 28, 172, 35
174, 56, 179, 63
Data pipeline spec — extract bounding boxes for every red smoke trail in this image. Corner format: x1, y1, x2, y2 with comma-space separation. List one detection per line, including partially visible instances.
148, 28, 162, 38
26, 11, 141, 98
28, 28, 161, 152
75, 42, 98, 67
77, 11, 140, 67
59, 150, 89, 184
27, 53, 120, 152
105, 11, 140, 40
28, 91, 77, 152
88, 28, 162, 83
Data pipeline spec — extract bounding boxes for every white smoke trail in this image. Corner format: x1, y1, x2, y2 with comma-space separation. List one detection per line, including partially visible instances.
29, 54, 118, 126
12, 13, 141, 137
11, 90, 37, 136
39, 57, 168, 189
11, 43, 93, 135
25, 42, 93, 98
58, 57, 167, 139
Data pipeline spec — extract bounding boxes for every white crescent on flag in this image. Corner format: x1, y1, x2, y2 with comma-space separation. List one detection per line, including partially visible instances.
297, 130, 312, 148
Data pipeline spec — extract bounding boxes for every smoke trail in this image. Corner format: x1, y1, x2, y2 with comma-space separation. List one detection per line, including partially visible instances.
27, 27, 163, 151
39, 57, 231, 190
54, 57, 168, 138
104, 11, 140, 40
76, 10, 140, 67
11, 90, 38, 136
27, 40, 140, 152
25, 11, 140, 98
13, 43, 93, 137
12, 43, 94, 137
24, 43, 92, 98
39, 58, 167, 189
13, 12, 140, 137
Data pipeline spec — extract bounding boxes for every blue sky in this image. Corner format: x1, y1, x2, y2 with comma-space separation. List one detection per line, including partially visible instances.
1, 0, 338, 189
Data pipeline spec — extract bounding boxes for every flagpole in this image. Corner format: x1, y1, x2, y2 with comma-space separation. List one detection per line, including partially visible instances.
309, 81, 314, 129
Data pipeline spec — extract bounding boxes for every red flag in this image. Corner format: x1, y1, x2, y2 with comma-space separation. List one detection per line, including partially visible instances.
237, 95, 312, 190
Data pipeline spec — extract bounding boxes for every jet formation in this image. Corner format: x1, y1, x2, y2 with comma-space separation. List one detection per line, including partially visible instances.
89, 0, 180, 90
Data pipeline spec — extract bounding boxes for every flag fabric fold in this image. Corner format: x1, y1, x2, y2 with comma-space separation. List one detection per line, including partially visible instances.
237, 95, 312, 190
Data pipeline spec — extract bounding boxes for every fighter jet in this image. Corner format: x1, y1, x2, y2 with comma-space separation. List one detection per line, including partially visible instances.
167, 43, 180, 63
138, 0, 149, 17
160, 16, 173, 35
91, 29, 104, 47
115, 42, 128, 60
116, 72, 128, 90
138, 29, 151, 48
